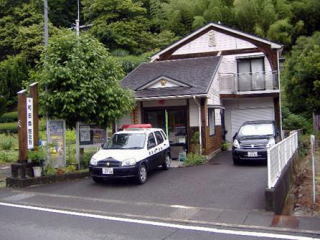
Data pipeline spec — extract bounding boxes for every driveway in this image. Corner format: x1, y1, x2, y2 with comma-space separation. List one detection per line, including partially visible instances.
17, 151, 267, 210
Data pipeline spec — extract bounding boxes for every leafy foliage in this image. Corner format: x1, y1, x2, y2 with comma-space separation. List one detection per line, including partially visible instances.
284, 32, 320, 117
0, 55, 29, 108
35, 31, 135, 127
184, 153, 205, 166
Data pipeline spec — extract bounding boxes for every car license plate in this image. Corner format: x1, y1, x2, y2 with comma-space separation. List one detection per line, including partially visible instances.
102, 167, 113, 175
248, 152, 258, 157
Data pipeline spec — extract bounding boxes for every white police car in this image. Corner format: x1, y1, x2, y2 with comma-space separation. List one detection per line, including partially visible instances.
89, 126, 171, 184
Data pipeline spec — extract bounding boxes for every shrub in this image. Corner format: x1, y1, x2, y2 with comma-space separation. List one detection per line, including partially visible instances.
298, 134, 310, 157
0, 151, 17, 163
184, 153, 205, 167
28, 148, 46, 166
1, 139, 13, 150
0, 134, 17, 150
80, 151, 95, 169
221, 142, 230, 151
66, 130, 76, 144
65, 165, 77, 173
44, 165, 56, 176
0, 112, 18, 123
0, 122, 17, 133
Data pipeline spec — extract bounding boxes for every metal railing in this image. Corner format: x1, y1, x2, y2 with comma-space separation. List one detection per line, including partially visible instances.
267, 131, 298, 188
219, 71, 279, 93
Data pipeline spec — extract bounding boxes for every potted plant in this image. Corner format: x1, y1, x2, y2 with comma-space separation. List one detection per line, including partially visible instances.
28, 148, 45, 177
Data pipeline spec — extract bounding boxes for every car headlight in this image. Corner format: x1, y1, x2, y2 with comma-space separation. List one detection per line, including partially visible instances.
233, 139, 240, 149
266, 138, 275, 148
121, 158, 136, 167
90, 156, 99, 166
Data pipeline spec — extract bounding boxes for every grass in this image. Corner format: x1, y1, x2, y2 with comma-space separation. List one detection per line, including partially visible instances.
0, 134, 18, 164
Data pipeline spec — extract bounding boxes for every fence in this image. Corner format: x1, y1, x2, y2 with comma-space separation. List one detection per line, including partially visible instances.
267, 131, 298, 188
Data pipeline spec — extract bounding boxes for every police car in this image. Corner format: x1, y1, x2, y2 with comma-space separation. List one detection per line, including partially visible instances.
89, 125, 171, 184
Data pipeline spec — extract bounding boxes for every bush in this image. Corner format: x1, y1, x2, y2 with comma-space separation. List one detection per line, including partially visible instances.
1, 139, 13, 150
282, 106, 312, 133
0, 112, 18, 123
298, 134, 310, 157
28, 148, 46, 166
221, 142, 230, 151
184, 153, 205, 167
0, 122, 17, 133
0, 151, 17, 163
0, 134, 17, 150
66, 130, 76, 144
44, 165, 56, 176
80, 151, 95, 169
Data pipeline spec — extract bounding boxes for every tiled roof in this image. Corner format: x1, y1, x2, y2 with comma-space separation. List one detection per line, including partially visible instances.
121, 56, 221, 99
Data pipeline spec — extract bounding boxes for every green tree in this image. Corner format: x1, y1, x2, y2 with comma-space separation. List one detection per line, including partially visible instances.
284, 32, 320, 117
82, 0, 156, 54
0, 54, 30, 108
35, 31, 135, 126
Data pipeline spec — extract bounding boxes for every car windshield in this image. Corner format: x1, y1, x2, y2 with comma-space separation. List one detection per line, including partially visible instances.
102, 133, 146, 149
238, 123, 274, 137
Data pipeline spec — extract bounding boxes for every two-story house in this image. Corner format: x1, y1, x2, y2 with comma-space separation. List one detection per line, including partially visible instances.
118, 23, 283, 159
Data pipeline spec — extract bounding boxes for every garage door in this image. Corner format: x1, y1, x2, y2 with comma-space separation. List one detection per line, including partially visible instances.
231, 108, 275, 139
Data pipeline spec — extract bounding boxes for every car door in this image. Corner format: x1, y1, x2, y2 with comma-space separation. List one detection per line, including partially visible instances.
154, 130, 165, 166
147, 133, 158, 169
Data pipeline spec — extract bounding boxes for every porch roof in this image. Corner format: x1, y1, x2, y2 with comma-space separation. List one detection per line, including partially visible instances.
121, 56, 221, 99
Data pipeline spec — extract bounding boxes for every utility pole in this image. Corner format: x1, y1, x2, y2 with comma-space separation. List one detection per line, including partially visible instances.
76, 0, 80, 36
44, 0, 48, 47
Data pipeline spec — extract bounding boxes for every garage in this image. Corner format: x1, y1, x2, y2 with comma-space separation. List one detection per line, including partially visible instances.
223, 97, 275, 142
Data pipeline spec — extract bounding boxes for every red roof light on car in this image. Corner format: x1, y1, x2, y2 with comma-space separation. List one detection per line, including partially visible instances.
121, 124, 152, 129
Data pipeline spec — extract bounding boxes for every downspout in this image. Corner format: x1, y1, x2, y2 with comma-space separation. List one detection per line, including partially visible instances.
277, 49, 284, 139
193, 96, 202, 154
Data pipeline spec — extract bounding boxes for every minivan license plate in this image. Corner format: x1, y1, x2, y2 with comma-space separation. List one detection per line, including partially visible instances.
102, 168, 113, 175
248, 152, 258, 157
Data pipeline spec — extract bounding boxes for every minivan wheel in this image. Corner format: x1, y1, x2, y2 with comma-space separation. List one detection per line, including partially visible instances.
162, 154, 171, 170
136, 164, 147, 184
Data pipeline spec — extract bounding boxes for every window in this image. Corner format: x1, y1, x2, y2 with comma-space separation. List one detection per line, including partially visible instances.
103, 133, 145, 149
237, 58, 265, 91
208, 109, 215, 135
154, 131, 164, 145
147, 133, 157, 149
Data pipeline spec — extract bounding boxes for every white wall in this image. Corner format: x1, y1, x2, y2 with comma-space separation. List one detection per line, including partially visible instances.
173, 30, 256, 55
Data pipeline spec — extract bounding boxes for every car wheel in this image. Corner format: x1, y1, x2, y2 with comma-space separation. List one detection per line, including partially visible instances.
92, 177, 104, 184
136, 164, 147, 184
162, 154, 171, 170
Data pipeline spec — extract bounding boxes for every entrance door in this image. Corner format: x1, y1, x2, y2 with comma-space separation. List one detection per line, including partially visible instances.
144, 108, 187, 146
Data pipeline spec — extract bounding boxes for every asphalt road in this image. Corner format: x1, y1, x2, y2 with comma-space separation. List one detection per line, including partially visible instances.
0, 203, 317, 240
22, 151, 268, 210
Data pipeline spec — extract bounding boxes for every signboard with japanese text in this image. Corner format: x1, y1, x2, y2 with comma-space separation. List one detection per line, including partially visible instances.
76, 122, 107, 168
47, 120, 66, 168
78, 123, 106, 146
26, 97, 34, 149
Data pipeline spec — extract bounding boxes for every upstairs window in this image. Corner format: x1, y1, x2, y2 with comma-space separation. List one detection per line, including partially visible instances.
237, 58, 265, 91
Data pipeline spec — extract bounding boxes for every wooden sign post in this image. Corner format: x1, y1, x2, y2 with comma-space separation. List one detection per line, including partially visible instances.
11, 83, 39, 179
17, 90, 28, 162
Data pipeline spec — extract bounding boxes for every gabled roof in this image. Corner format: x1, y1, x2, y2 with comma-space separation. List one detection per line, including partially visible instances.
151, 23, 283, 62
121, 56, 221, 99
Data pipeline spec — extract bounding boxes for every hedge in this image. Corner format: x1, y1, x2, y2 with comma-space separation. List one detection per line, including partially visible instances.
0, 122, 17, 133
0, 111, 18, 123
